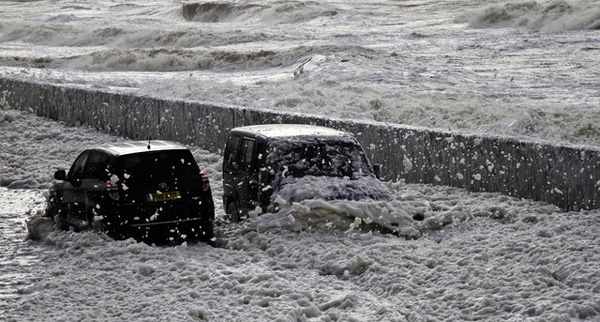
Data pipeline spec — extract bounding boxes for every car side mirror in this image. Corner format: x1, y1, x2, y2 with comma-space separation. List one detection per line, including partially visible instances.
54, 170, 67, 181
373, 164, 382, 179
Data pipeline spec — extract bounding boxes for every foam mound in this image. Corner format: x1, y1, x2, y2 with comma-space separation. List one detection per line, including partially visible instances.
26, 215, 55, 241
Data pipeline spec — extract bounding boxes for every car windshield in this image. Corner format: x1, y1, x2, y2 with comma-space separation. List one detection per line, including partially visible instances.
116, 150, 199, 180
268, 138, 371, 179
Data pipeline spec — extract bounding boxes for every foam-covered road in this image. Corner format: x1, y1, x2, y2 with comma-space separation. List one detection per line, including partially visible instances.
0, 189, 44, 312
1, 109, 599, 321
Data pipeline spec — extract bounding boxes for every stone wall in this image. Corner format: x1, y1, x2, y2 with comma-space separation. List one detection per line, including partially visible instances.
2, 77, 599, 210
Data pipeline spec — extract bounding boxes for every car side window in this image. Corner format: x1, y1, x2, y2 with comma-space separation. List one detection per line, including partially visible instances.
69, 152, 89, 180
256, 143, 268, 169
239, 139, 256, 172
224, 135, 240, 172
82, 152, 109, 179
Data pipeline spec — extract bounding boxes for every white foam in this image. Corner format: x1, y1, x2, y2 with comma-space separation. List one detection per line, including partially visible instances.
1, 0, 598, 146
463, 1, 600, 32
1, 111, 599, 321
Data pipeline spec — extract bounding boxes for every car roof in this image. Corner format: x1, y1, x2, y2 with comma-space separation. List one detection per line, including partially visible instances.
93, 140, 188, 157
231, 124, 351, 140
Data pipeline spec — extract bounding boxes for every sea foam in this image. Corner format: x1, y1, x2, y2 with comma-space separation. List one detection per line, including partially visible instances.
464, 0, 600, 32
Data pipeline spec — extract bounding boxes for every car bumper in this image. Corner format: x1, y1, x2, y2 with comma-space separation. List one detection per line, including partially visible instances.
108, 217, 214, 244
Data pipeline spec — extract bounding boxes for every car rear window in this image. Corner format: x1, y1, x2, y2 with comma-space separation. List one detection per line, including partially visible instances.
116, 150, 199, 179
268, 137, 371, 178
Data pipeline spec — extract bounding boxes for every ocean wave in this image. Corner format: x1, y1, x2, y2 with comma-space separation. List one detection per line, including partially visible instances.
57, 48, 286, 72
462, 0, 600, 32
181, 1, 338, 24
0, 22, 274, 48
0, 44, 371, 72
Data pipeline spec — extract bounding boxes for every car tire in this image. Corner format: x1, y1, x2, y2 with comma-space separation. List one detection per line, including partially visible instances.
202, 222, 215, 246
90, 217, 106, 234
44, 199, 59, 218
45, 195, 64, 229
54, 213, 69, 231
226, 201, 242, 223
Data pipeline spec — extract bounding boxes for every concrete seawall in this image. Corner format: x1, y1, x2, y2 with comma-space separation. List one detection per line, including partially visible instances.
2, 77, 599, 211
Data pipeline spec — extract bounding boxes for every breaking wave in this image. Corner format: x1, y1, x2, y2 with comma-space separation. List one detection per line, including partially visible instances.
463, 0, 600, 32
0, 44, 372, 72
0, 22, 272, 48
181, 1, 338, 24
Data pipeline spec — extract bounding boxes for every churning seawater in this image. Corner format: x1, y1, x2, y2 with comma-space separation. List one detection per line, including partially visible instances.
0, 0, 599, 144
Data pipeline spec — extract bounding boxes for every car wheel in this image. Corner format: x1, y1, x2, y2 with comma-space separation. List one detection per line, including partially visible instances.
54, 213, 69, 231
226, 201, 242, 223
87, 208, 107, 234
90, 217, 106, 234
44, 198, 59, 218
201, 219, 215, 245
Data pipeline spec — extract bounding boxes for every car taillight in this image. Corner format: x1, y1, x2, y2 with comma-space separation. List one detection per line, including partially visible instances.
200, 171, 210, 191
106, 180, 120, 200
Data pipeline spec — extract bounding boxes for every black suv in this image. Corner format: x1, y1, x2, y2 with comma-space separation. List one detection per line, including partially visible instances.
222, 124, 384, 221
46, 140, 215, 244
